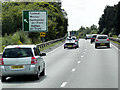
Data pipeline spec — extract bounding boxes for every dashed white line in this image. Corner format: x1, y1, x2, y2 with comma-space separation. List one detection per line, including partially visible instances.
61, 82, 67, 87
81, 56, 84, 58
78, 61, 81, 64
71, 68, 76, 72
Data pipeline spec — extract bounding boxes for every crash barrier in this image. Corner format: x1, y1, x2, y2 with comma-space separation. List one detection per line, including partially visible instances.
109, 37, 120, 43
0, 37, 66, 56
37, 37, 65, 49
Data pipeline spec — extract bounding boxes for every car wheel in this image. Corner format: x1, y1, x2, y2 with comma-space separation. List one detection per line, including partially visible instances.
40, 68, 45, 76
34, 72, 40, 80
95, 44, 97, 48
40, 63, 45, 76
34, 68, 40, 80
1, 76, 6, 82
107, 44, 110, 48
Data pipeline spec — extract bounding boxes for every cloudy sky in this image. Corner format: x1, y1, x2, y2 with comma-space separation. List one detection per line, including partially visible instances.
61, 0, 119, 31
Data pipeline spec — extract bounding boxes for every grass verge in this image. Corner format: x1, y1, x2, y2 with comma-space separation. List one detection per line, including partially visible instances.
110, 40, 120, 45
39, 40, 64, 51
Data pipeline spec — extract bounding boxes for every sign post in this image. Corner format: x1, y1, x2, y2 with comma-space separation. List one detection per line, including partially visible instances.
23, 10, 48, 32
40, 32, 46, 43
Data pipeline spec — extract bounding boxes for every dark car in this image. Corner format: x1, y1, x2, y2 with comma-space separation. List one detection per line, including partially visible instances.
85, 34, 92, 40
90, 34, 97, 43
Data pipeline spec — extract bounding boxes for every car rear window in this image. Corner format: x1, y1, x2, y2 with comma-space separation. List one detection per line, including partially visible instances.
98, 36, 107, 39
2, 48, 33, 58
92, 35, 97, 38
67, 38, 72, 40
65, 43, 74, 45
72, 38, 76, 40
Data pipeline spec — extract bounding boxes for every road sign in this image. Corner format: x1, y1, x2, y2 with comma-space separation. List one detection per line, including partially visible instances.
22, 10, 48, 32
40, 32, 46, 37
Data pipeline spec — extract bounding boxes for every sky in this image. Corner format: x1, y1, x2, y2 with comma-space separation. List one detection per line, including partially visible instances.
61, 0, 120, 31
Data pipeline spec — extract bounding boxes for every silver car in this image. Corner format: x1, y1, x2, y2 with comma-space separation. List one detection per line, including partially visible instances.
95, 35, 110, 48
0, 45, 46, 82
64, 36, 79, 49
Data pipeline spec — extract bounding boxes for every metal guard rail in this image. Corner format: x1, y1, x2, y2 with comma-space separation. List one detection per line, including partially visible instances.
0, 37, 66, 56
109, 37, 120, 43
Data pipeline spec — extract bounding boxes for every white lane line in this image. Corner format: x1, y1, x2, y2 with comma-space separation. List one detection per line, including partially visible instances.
81, 56, 84, 58
111, 43, 120, 52
60, 82, 67, 87
78, 61, 81, 64
71, 68, 76, 72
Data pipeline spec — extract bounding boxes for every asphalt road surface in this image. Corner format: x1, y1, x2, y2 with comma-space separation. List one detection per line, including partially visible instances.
0, 39, 118, 89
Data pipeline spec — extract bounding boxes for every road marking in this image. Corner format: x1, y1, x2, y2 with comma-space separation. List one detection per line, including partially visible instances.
111, 43, 120, 52
83, 52, 85, 53
61, 82, 67, 87
78, 61, 81, 64
71, 68, 76, 72
81, 56, 84, 58
6, 77, 10, 80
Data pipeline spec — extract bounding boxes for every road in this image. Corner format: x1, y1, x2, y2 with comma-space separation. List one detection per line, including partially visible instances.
0, 39, 118, 89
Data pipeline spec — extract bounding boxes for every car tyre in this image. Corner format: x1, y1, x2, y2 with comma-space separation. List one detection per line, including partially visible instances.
40, 68, 45, 76
40, 63, 45, 76
95, 44, 97, 48
107, 44, 110, 48
91, 41, 92, 44
1, 76, 6, 82
34, 69, 40, 80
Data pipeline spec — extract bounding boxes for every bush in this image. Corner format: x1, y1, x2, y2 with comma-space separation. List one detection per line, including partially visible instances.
112, 35, 118, 38
2, 30, 32, 46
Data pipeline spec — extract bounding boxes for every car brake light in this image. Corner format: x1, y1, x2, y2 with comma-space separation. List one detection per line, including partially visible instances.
91, 38, 93, 39
96, 39, 98, 41
0, 58, 4, 65
107, 39, 109, 41
75, 40, 77, 42
31, 57, 37, 64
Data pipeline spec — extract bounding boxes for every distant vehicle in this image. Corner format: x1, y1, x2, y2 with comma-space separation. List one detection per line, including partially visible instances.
85, 34, 92, 40
64, 36, 79, 49
90, 34, 97, 43
95, 35, 110, 48
118, 34, 120, 39
0, 45, 46, 82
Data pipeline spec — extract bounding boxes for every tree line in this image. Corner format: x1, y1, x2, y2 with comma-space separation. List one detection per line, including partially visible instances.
2, 2, 68, 43
98, 1, 120, 36
75, 24, 98, 38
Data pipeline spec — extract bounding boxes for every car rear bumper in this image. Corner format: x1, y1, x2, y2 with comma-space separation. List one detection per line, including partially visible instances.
0, 65, 38, 77
64, 45, 78, 48
95, 43, 110, 46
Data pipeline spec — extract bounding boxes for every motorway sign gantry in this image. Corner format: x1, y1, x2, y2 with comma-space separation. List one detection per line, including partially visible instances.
22, 10, 48, 32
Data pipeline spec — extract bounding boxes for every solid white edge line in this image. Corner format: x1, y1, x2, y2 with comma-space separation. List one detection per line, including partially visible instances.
111, 43, 120, 52
46, 44, 63, 55
60, 82, 67, 87
71, 69, 76, 72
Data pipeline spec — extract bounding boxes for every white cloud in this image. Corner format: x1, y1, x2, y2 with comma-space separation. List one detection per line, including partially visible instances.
62, 0, 119, 31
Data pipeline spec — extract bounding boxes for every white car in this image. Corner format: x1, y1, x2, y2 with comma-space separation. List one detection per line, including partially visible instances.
95, 35, 110, 48
0, 45, 46, 82
64, 36, 79, 49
